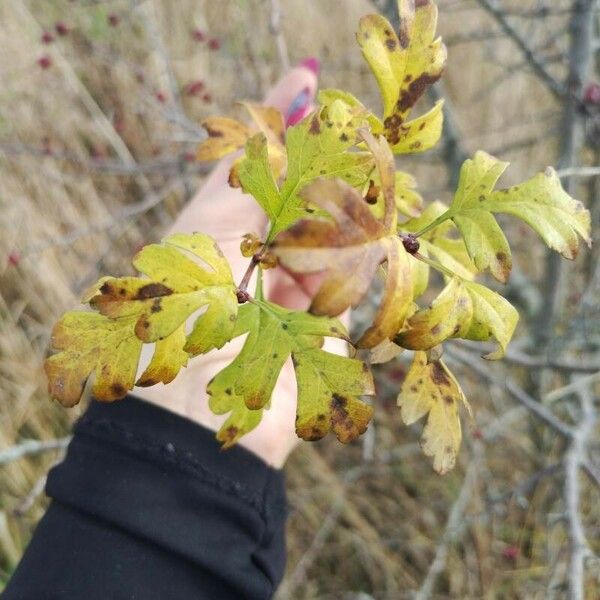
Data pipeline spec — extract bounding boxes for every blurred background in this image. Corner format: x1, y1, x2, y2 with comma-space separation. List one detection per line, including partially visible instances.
1, 0, 599, 597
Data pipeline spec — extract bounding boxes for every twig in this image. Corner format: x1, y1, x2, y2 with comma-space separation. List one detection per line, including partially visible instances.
476, 0, 566, 100
447, 346, 573, 439
0, 437, 72, 466
0, 142, 210, 176
414, 458, 480, 600
564, 385, 596, 600
557, 166, 600, 178
268, 0, 290, 72
455, 340, 600, 373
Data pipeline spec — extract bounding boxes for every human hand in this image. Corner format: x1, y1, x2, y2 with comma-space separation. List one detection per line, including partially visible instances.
134, 62, 347, 468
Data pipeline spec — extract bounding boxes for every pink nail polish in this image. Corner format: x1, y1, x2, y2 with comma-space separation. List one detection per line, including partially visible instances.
299, 57, 320, 75
286, 87, 313, 127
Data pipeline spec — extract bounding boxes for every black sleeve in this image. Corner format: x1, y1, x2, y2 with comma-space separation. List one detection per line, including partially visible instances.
2, 396, 287, 600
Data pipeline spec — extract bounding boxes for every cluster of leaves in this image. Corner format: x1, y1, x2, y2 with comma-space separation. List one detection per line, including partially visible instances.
45, 0, 590, 474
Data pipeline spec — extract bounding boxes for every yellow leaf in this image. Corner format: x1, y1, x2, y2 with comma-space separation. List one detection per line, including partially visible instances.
356, 1, 446, 153
439, 152, 591, 282
398, 351, 471, 475
90, 233, 237, 355
136, 324, 189, 387
396, 278, 472, 349
396, 277, 518, 359
197, 117, 251, 161
45, 312, 142, 407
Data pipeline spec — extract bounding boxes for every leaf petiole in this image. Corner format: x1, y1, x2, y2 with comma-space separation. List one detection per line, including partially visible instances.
413, 251, 458, 280
413, 210, 452, 238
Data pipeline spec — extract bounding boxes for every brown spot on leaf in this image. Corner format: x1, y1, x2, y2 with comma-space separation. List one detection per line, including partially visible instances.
309, 115, 321, 134
444, 395, 454, 405
396, 73, 442, 113
111, 383, 126, 397
385, 38, 397, 51
496, 252, 508, 263
135, 282, 173, 300
431, 324, 441, 336
339, 132, 349, 142
431, 362, 450, 386
150, 298, 162, 313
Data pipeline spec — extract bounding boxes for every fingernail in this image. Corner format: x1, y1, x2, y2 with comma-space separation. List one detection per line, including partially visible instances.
286, 87, 313, 127
298, 57, 320, 75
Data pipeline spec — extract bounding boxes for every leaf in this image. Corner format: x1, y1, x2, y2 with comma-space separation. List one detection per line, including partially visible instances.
402, 201, 477, 299
237, 101, 374, 241
45, 312, 142, 407
396, 278, 472, 350
368, 170, 424, 221
356, 0, 446, 153
90, 233, 238, 355
441, 152, 591, 282
398, 351, 471, 474
197, 117, 252, 161
274, 134, 413, 348
396, 278, 519, 359
207, 301, 374, 445
197, 104, 285, 164
462, 280, 519, 360
136, 324, 189, 387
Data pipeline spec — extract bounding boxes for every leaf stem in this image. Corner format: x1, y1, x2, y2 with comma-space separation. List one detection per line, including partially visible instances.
414, 251, 457, 280
237, 248, 265, 302
413, 211, 452, 238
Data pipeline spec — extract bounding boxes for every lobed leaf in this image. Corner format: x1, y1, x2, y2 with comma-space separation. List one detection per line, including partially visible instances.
45, 312, 142, 406
396, 277, 519, 359
441, 152, 591, 282
355, 0, 446, 153
274, 133, 414, 348
237, 101, 375, 240
398, 351, 471, 474
207, 301, 374, 445
90, 233, 238, 355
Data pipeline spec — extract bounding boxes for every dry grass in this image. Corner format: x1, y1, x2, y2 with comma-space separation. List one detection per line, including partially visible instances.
1, 0, 599, 597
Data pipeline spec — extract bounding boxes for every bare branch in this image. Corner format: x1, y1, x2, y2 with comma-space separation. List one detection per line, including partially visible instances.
0, 437, 71, 466
564, 385, 597, 599
476, 0, 566, 99
268, 0, 290, 72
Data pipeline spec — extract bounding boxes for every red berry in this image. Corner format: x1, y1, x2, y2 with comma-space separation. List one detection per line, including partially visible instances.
202, 93, 212, 104
192, 28, 206, 42
8, 251, 20, 267
208, 38, 220, 51
155, 91, 167, 104
584, 83, 600, 105
472, 428, 483, 440
54, 22, 69, 36
182, 151, 196, 162
41, 31, 54, 44
38, 55, 52, 70
502, 546, 519, 561
108, 13, 120, 27
185, 80, 204, 96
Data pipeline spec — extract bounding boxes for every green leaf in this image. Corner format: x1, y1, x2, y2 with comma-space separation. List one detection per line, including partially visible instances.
90, 233, 238, 355
207, 301, 374, 445
237, 101, 375, 241
435, 152, 591, 282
